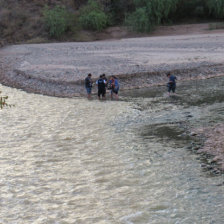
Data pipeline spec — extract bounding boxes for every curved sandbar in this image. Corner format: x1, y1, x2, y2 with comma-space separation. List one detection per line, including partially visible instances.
0, 33, 224, 97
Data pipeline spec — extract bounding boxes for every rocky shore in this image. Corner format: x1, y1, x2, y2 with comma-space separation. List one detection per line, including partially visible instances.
195, 124, 224, 172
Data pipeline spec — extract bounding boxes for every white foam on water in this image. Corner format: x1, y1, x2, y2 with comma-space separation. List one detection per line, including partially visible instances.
120, 211, 143, 224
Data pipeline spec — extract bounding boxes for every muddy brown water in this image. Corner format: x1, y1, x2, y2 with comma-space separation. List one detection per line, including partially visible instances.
0, 77, 223, 223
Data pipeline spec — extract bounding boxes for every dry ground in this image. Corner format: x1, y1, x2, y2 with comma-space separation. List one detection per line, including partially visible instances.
1, 31, 224, 96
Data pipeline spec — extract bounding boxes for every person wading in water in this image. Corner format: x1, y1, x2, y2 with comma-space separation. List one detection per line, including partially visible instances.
109, 76, 119, 100
102, 74, 108, 97
85, 73, 93, 99
96, 75, 106, 100
167, 72, 177, 96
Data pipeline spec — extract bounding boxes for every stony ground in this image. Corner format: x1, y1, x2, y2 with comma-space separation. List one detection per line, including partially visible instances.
1, 33, 224, 97
196, 124, 224, 172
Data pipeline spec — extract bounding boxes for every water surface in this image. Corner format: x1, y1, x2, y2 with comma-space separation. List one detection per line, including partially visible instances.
0, 77, 224, 223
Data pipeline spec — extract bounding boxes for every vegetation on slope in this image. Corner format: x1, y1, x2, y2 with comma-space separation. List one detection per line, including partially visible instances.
0, 0, 224, 45
0, 91, 9, 109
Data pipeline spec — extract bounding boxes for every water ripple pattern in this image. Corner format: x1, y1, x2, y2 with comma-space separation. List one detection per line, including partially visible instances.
0, 84, 223, 224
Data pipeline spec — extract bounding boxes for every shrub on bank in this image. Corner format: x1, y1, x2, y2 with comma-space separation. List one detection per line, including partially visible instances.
125, 7, 151, 32
0, 91, 9, 109
43, 5, 73, 38
125, 0, 179, 32
79, 0, 108, 31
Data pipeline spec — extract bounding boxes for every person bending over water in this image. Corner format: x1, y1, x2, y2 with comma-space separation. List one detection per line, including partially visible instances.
96, 75, 106, 100
167, 72, 177, 96
109, 76, 119, 100
85, 73, 93, 99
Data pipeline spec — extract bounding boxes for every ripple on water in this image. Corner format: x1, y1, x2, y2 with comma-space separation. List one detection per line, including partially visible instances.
0, 83, 224, 223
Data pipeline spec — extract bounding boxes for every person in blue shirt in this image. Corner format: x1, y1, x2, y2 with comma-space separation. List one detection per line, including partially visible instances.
109, 76, 119, 100
167, 72, 177, 96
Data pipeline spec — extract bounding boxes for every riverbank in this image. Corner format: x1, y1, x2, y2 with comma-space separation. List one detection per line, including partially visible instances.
0, 33, 224, 172
1, 33, 224, 97
194, 124, 224, 172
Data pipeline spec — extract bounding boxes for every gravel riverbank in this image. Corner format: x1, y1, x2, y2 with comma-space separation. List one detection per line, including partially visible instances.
1, 33, 224, 97
195, 124, 224, 172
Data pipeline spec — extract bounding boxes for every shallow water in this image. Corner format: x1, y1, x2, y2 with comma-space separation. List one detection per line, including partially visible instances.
0, 77, 224, 223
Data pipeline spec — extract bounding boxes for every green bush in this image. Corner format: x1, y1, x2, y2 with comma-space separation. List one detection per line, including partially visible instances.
79, 0, 108, 31
0, 91, 9, 109
126, 7, 151, 32
43, 5, 72, 38
125, 0, 180, 32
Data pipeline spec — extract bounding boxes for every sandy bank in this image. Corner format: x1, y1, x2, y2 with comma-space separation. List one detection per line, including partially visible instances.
1, 33, 224, 97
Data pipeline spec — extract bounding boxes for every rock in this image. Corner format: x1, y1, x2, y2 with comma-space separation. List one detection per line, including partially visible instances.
190, 132, 197, 136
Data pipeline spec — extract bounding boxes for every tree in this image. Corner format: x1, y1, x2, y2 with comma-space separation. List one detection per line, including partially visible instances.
126, 0, 179, 32
79, 0, 108, 31
43, 5, 73, 38
206, 0, 224, 18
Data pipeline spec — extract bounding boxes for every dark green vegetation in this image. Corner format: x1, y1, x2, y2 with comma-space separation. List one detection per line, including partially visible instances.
0, 91, 9, 109
43, 5, 74, 38
0, 0, 224, 43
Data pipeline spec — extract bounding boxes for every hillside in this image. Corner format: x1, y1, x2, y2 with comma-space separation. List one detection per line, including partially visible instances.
0, 0, 74, 45
0, 0, 224, 46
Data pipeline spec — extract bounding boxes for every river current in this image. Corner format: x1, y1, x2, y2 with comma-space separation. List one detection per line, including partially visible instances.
0, 77, 224, 224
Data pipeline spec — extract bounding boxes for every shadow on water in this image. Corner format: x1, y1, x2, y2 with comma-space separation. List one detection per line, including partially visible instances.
138, 123, 195, 149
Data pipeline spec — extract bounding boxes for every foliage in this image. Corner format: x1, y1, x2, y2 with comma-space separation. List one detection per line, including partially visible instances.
206, 0, 224, 18
79, 0, 108, 31
43, 5, 72, 38
126, 0, 179, 32
2, 0, 224, 44
170, 0, 209, 20
107, 0, 135, 24
126, 7, 151, 32
0, 91, 9, 109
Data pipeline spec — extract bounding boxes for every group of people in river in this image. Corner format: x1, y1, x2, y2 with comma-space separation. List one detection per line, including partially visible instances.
84, 72, 177, 100
85, 73, 119, 100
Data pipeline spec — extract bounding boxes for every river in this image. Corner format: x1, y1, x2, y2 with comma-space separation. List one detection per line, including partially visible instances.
0, 77, 223, 223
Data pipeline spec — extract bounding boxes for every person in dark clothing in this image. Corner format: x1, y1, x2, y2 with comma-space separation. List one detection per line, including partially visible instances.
96, 75, 106, 100
102, 73, 108, 97
167, 72, 177, 96
85, 73, 93, 99
102, 74, 108, 87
